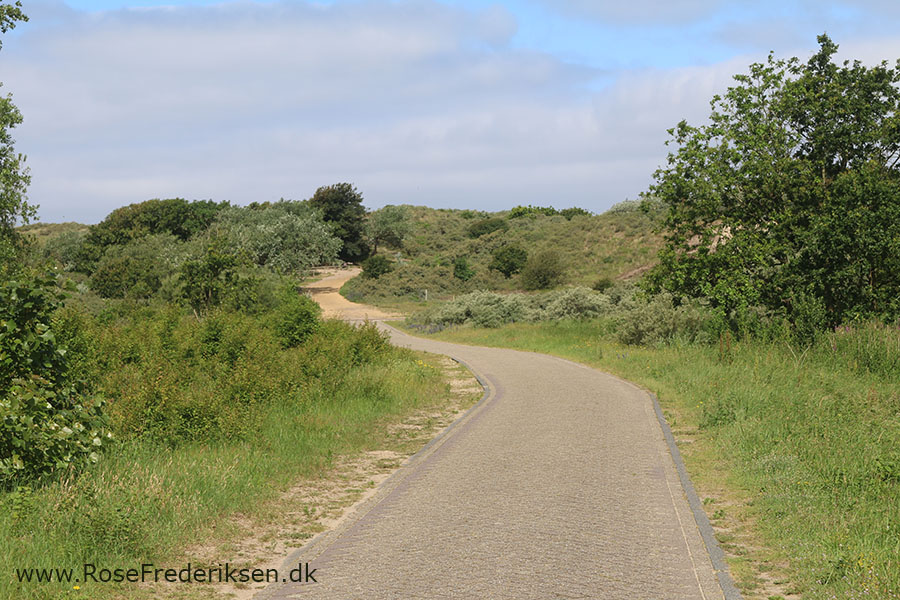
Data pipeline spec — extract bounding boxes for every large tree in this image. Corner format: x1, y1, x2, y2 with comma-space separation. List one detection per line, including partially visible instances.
0, 1, 32, 272
646, 35, 900, 328
309, 183, 370, 262
366, 204, 410, 253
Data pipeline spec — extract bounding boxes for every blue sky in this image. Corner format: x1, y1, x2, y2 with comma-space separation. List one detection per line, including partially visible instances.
4, 0, 900, 222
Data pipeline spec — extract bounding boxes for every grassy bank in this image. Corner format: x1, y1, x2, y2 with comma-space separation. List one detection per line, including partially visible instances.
415, 320, 900, 599
1, 306, 452, 600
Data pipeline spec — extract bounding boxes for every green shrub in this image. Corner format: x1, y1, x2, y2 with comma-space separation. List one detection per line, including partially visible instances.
179, 241, 241, 316
434, 291, 530, 328
489, 245, 528, 278
41, 230, 86, 271
559, 207, 591, 220
362, 255, 394, 279
274, 291, 321, 348
615, 292, 716, 346
467, 217, 508, 238
544, 287, 612, 321
521, 250, 566, 290
0, 273, 111, 484
592, 277, 614, 292
214, 204, 341, 274
76, 199, 227, 273
507, 205, 558, 219
453, 257, 475, 281
91, 255, 161, 299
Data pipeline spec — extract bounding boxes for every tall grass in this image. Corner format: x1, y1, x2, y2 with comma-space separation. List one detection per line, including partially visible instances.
422, 320, 900, 599
1, 305, 449, 600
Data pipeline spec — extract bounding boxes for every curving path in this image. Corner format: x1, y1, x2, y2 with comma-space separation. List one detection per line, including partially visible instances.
258, 274, 735, 599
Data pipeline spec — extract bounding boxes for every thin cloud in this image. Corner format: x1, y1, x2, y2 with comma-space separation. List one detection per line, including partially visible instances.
2, 1, 897, 223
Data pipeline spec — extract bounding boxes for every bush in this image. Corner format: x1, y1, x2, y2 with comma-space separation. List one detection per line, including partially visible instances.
42, 230, 87, 271
592, 277, 614, 292
543, 287, 612, 321
179, 241, 241, 316
467, 217, 508, 238
214, 204, 341, 274
521, 250, 566, 290
615, 293, 717, 346
0, 273, 111, 484
489, 245, 528, 278
76, 199, 227, 273
434, 291, 530, 328
274, 291, 321, 348
453, 257, 475, 281
362, 255, 394, 279
559, 207, 591, 220
507, 205, 558, 219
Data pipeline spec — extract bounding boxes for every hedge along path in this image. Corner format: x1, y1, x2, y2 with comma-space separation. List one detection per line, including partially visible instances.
268, 276, 737, 599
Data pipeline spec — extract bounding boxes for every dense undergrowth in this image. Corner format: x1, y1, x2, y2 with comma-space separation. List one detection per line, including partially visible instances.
1, 294, 448, 600
0, 199, 453, 599
417, 318, 900, 599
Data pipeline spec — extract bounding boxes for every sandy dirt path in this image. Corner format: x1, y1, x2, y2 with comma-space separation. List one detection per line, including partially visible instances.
304, 267, 402, 321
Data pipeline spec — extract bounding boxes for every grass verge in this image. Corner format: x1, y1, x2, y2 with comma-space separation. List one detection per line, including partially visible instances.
1, 347, 469, 600
414, 320, 900, 600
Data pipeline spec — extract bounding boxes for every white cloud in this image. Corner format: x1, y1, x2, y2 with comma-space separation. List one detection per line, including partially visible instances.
6, 0, 893, 223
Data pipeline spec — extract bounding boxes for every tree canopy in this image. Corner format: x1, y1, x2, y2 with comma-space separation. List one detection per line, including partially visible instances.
366, 205, 410, 253
646, 35, 900, 328
308, 183, 370, 263
0, 1, 31, 273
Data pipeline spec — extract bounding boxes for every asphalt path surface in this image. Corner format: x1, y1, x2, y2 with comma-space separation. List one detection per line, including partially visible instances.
258, 275, 731, 599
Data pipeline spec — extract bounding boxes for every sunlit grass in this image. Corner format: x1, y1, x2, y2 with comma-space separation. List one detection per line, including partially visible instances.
420, 320, 900, 599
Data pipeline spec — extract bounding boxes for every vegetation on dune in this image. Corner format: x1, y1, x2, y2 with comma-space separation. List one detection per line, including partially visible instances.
342, 202, 664, 306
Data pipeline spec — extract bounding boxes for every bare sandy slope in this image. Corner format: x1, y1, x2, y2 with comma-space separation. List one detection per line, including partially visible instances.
304, 267, 401, 321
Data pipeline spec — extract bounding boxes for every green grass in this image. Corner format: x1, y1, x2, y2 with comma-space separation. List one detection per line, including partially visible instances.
416, 320, 900, 600
0, 353, 450, 600
0, 290, 459, 600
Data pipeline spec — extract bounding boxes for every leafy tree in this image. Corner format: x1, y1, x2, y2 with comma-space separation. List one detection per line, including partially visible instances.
647, 35, 900, 327
309, 183, 370, 262
367, 205, 411, 253
75, 198, 227, 273
489, 245, 528, 278
90, 235, 179, 299
0, 2, 32, 274
214, 204, 341, 274
520, 250, 565, 290
453, 256, 475, 281
467, 217, 508, 238
179, 241, 240, 317
361, 254, 394, 279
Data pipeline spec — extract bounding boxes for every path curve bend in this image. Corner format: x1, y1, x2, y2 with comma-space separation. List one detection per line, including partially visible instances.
259, 274, 735, 599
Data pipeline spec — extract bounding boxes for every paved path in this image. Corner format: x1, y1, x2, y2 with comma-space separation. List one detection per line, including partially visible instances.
259, 278, 731, 599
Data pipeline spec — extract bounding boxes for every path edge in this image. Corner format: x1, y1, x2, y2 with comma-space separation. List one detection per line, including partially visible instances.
252, 338, 494, 599
649, 392, 744, 600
